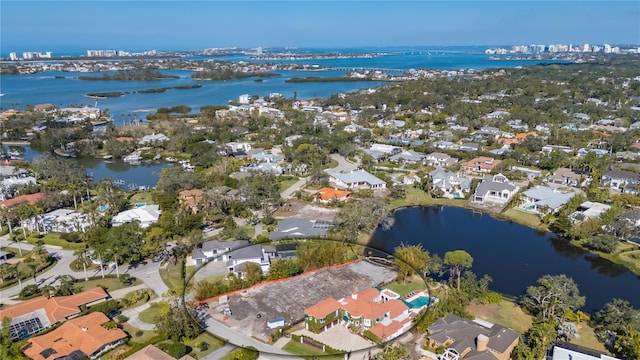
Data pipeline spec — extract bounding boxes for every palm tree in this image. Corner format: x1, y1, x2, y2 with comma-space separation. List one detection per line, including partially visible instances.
74, 248, 90, 281
0, 264, 10, 287
1, 208, 21, 256
27, 262, 38, 282
9, 264, 22, 290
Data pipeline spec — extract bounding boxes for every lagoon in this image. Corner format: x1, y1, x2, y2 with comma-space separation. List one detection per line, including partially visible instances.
369, 206, 640, 313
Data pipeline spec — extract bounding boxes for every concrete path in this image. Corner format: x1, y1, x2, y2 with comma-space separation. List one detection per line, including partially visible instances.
122, 302, 156, 331
280, 177, 309, 199
325, 153, 360, 174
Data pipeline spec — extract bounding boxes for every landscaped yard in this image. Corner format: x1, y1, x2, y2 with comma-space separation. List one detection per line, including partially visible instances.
466, 299, 533, 334
569, 322, 609, 354
389, 187, 470, 209
159, 259, 184, 290
128, 191, 154, 204
138, 304, 162, 324
25, 232, 85, 249
385, 279, 428, 297
279, 176, 300, 192
73, 276, 142, 293
281, 340, 343, 359
501, 208, 547, 230
122, 324, 158, 343
183, 332, 225, 358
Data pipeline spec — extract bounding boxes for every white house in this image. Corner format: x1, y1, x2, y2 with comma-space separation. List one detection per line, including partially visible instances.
226, 141, 252, 153
330, 169, 387, 190
138, 133, 170, 145
22, 209, 91, 233
472, 174, 520, 205
111, 205, 161, 228
519, 186, 576, 215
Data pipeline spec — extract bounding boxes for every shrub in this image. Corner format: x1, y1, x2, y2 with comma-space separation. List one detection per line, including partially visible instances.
19, 284, 40, 299
158, 342, 189, 359
135, 330, 144, 337
115, 315, 128, 323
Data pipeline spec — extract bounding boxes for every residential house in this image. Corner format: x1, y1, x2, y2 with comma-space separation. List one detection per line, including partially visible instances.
475, 127, 503, 140
569, 201, 611, 223
249, 150, 284, 163
546, 167, 583, 187
486, 110, 511, 119
0, 192, 44, 209
363, 143, 402, 161
472, 174, 519, 205
389, 150, 426, 164
330, 169, 387, 190
21, 312, 127, 360
179, 189, 204, 213
22, 209, 91, 233
240, 162, 283, 175
269, 217, 334, 241
111, 205, 161, 228
509, 166, 542, 180
550, 345, 621, 360
0, 287, 109, 340
1, 175, 37, 201
519, 186, 576, 215
541, 145, 574, 154
225, 141, 252, 154
432, 141, 459, 151
138, 133, 170, 145
460, 157, 502, 174
192, 240, 250, 266
601, 170, 640, 192
226, 244, 271, 276
426, 314, 519, 360
430, 168, 472, 196
315, 187, 351, 203
458, 143, 480, 153
425, 153, 458, 167
125, 345, 175, 360
304, 288, 419, 342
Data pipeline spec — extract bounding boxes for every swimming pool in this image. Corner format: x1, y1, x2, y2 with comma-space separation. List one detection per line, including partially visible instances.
96, 205, 108, 212
135, 203, 146, 208
402, 296, 430, 309
453, 191, 464, 199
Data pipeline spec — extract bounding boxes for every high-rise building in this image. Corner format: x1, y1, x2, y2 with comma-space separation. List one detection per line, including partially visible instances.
604, 44, 612, 53
9, 52, 18, 61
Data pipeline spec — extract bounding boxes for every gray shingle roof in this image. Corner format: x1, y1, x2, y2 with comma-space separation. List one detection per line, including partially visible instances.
202, 240, 249, 252
330, 169, 386, 186
522, 186, 576, 211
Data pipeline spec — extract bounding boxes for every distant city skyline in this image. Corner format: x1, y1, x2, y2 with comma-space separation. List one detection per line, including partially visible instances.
1, 1, 639, 54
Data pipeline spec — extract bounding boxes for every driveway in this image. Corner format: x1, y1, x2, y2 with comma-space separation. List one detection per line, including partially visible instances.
325, 154, 360, 174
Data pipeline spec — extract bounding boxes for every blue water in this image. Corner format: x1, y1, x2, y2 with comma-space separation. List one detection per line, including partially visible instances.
0, 46, 569, 123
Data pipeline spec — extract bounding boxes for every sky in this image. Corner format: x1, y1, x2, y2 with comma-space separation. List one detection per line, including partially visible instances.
1, 1, 639, 54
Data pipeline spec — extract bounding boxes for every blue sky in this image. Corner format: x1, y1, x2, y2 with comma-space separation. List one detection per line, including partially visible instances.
1, 1, 639, 53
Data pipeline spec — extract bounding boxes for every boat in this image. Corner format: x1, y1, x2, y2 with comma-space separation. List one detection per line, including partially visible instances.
165, 157, 176, 163
123, 153, 142, 163
153, 154, 162, 161
103, 154, 113, 160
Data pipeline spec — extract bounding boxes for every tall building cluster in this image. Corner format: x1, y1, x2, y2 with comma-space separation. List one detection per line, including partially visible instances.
485, 43, 636, 54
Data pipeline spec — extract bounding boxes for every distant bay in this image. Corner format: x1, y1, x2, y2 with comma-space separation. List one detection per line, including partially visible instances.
1, 46, 569, 124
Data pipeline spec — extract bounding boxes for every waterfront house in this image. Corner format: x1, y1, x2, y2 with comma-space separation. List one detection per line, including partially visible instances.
569, 201, 611, 223
426, 314, 519, 360
472, 174, 519, 205
0, 287, 109, 340
304, 288, 416, 342
519, 186, 576, 215
21, 312, 127, 360
330, 169, 387, 190
269, 217, 333, 241
111, 205, 161, 228
460, 156, 502, 174
430, 168, 472, 196
138, 133, 170, 146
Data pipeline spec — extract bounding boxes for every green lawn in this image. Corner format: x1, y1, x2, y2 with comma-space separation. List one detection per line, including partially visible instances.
183, 332, 225, 358
159, 259, 184, 290
128, 191, 154, 204
25, 232, 85, 250
385, 279, 428, 297
74, 276, 142, 293
501, 208, 547, 230
281, 340, 343, 359
569, 322, 609, 354
466, 299, 533, 334
279, 177, 300, 192
122, 324, 158, 343
389, 187, 469, 209
138, 305, 161, 324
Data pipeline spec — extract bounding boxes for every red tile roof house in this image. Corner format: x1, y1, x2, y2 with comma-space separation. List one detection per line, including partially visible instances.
0, 287, 109, 340
21, 312, 127, 360
304, 288, 415, 342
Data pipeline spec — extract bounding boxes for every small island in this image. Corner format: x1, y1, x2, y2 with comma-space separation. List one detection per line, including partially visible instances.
285, 76, 375, 83
77, 69, 179, 81
191, 69, 280, 81
86, 84, 202, 98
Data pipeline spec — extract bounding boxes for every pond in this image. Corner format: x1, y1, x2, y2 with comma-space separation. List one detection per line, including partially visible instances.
369, 206, 640, 313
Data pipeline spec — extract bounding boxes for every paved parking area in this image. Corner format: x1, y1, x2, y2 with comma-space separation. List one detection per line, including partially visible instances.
206, 260, 396, 342
293, 325, 374, 352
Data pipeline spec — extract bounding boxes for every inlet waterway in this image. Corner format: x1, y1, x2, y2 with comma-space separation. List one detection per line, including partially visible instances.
369, 206, 640, 313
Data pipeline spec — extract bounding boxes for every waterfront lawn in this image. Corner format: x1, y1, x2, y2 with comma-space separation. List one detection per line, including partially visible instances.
386, 279, 428, 297
128, 191, 154, 204
281, 340, 343, 359
569, 323, 609, 354
501, 208, 546, 230
466, 299, 533, 334
74, 276, 142, 292
389, 187, 469, 209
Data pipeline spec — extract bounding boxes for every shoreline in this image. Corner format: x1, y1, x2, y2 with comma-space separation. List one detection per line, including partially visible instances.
365, 198, 640, 277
